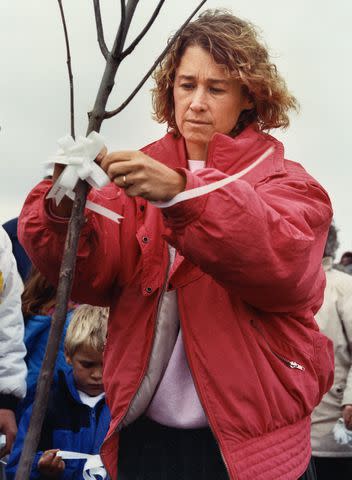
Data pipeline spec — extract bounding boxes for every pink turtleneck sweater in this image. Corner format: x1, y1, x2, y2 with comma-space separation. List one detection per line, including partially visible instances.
146, 159, 208, 428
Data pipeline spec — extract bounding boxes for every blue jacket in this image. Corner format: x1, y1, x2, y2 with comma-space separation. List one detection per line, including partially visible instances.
17, 310, 73, 417
6, 369, 111, 479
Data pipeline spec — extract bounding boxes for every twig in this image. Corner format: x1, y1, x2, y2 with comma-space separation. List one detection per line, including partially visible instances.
111, 0, 138, 61
105, 0, 208, 118
87, 0, 139, 124
114, 0, 127, 55
58, 0, 75, 138
120, 0, 166, 60
93, 0, 109, 59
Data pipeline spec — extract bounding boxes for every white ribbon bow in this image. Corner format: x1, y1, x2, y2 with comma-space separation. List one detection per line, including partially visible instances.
57, 451, 107, 480
46, 132, 123, 223
47, 132, 109, 204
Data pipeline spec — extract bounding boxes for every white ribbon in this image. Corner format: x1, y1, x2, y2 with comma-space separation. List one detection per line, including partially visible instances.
46, 132, 123, 223
0, 434, 6, 450
333, 418, 352, 446
57, 451, 107, 480
151, 146, 274, 209
46, 135, 273, 222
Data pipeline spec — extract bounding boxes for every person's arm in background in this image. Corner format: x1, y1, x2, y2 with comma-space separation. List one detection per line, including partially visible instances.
0, 226, 27, 458
336, 274, 352, 429
2, 217, 32, 282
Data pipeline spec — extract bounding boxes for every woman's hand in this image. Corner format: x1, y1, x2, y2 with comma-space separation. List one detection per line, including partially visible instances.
38, 449, 65, 478
342, 404, 352, 430
99, 150, 186, 202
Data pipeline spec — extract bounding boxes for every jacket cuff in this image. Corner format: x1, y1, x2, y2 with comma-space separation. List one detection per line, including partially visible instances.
162, 168, 208, 228
39, 181, 96, 236
0, 394, 20, 412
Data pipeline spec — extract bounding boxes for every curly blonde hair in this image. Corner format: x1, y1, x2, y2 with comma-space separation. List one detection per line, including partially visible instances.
152, 9, 298, 136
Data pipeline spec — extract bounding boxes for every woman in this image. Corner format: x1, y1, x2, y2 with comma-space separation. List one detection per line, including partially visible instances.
19, 9, 332, 480
311, 224, 352, 479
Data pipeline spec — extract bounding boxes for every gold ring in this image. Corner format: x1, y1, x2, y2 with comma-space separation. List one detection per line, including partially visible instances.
123, 175, 127, 185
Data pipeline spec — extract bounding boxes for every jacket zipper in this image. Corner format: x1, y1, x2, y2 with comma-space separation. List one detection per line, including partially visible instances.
178, 291, 232, 479
116, 249, 170, 430
250, 320, 305, 371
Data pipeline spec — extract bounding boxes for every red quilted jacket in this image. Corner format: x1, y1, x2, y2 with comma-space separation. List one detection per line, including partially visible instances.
19, 125, 334, 479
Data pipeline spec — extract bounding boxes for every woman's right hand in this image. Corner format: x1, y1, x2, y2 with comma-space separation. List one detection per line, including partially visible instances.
38, 449, 65, 478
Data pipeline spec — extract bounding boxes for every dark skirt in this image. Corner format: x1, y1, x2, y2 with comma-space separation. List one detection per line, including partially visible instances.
117, 416, 316, 480
313, 456, 352, 480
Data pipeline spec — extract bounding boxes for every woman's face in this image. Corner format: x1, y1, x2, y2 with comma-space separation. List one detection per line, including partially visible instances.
173, 45, 252, 160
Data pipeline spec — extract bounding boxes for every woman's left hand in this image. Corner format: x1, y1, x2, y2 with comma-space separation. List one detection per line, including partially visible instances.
342, 404, 352, 430
99, 150, 186, 202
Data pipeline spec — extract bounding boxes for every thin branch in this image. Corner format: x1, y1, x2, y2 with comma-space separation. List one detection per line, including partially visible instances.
87, 1, 139, 124
112, 0, 138, 60
93, 0, 109, 59
105, 0, 208, 118
120, 0, 166, 60
58, 0, 75, 138
114, 0, 126, 52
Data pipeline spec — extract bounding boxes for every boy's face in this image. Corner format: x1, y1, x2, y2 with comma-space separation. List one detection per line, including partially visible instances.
65, 345, 104, 397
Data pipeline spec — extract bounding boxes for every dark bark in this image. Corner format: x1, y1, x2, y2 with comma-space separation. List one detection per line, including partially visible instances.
93, 0, 109, 59
120, 0, 166, 60
58, 0, 75, 139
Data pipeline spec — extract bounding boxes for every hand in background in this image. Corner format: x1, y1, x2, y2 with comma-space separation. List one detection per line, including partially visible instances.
342, 404, 352, 430
0, 409, 17, 457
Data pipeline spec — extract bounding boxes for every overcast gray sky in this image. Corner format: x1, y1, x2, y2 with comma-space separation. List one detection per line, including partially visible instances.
1, 0, 351, 258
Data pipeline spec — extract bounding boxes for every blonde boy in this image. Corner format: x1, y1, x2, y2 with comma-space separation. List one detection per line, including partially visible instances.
6, 305, 111, 480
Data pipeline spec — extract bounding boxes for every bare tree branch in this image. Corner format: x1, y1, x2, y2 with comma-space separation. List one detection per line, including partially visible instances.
58, 0, 75, 138
120, 0, 166, 60
114, 0, 126, 54
112, 0, 138, 60
14, 3, 79, 477
93, 0, 109, 59
87, 0, 140, 123
105, 0, 208, 118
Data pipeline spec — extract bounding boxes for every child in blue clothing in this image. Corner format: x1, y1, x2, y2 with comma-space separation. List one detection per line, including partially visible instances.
19, 267, 77, 418
6, 304, 110, 479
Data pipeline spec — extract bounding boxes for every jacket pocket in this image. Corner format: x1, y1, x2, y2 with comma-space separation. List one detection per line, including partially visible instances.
249, 317, 321, 419
250, 318, 305, 372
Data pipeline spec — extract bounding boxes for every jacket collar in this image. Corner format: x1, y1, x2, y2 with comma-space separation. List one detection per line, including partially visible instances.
58, 368, 85, 404
148, 124, 286, 184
